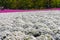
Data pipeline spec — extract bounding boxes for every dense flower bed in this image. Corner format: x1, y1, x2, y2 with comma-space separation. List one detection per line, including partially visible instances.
0, 10, 60, 40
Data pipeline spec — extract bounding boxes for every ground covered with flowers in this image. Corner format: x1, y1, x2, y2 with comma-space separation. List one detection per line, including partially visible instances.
0, 10, 60, 40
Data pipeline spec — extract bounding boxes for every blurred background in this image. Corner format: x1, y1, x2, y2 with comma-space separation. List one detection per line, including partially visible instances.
0, 0, 60, 9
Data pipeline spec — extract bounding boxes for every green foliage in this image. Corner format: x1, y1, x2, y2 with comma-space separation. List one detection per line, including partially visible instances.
0, 0, 60, 9
50, 0, 60, 8
56, 0, 60, 7
50, 0, 57, 8
18, 0, 34, 9
34, 0, 48, 9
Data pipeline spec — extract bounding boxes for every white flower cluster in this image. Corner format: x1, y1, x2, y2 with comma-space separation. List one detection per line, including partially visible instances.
0, 11, 60, 40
